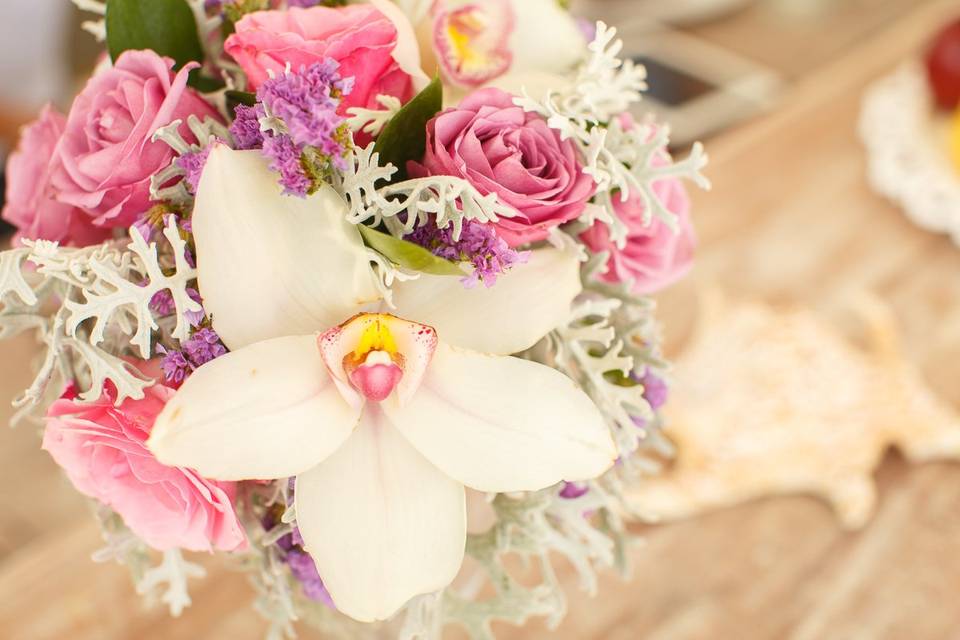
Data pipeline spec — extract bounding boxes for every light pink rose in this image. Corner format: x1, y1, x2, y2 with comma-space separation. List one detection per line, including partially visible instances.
50, 50, 220, 229
224, 5, 414, 112
1, 105, 111, 246
412, 87, 594, 246
579, 133, 695, 295
42, 376, 246, 552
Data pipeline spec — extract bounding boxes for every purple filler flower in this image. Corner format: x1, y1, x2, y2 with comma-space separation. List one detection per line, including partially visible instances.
286, 548, 335, 605
263, 508, 334, 606
176, 146, 213, 194
640, 369, 668, 411
258, 59, 352, 154
182, 327, 228, 367
149, 288, 205, 327
407, 219, 529, 288
559, 482, 590, 499
262, 135, 313, 197
158, 345, 192, 385
229, 105, 264, 150
228, 61, 351, 197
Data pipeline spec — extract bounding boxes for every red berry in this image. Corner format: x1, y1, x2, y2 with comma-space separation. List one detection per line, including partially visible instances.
926, 19, 960, 110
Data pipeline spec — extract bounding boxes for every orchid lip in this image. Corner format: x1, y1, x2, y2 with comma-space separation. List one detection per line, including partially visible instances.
318, 312, 439, 407
347, 350, 404, 402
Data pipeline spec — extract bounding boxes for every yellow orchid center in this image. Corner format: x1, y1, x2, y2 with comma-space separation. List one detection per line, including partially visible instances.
352, 314, 400, 360
342, 315, 407, 403
318, 313, 439, 406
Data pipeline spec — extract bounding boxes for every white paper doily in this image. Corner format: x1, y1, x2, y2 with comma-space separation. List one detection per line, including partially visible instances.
859, 63, 960, 245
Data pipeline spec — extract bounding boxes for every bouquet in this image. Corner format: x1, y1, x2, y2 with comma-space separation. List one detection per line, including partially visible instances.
0, 0, 708, 637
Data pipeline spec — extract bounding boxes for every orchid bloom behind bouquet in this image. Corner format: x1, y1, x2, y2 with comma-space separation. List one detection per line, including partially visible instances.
0, 0, 708, 637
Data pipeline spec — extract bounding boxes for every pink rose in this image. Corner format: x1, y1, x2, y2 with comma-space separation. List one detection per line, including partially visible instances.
412, 87, 594, 246
50, 50, 221, 229
42, 376, 246, 552
224, 5, 415, 113
1, 105, 110, 246
579, 156, 695, 295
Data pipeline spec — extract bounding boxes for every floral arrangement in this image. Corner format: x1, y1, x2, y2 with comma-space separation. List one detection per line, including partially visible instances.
0, 0, 708, 637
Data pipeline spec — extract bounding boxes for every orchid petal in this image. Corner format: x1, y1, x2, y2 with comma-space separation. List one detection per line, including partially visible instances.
295, 406, 465, 622
508, 0, 586, 78
192, 146, 380, 351
385, 342, 616, 493
149, 335, 360, 480
388, 247, 581, 355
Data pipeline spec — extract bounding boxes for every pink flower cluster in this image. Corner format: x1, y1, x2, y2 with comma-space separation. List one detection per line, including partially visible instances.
412, 90, 695, 294
2, 51, 220, 246
43, 375, 246, 552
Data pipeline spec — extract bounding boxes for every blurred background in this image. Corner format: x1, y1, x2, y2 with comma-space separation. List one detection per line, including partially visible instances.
2, 0, 960, 638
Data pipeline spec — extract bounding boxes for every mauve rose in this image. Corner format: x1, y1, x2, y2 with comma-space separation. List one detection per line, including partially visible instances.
579, 154, 695, 295
50, 50, 220, 229
1, 105, 110, 246
224, 5, 415, 112
412, 87, 594, 246
42, 377, 246, 552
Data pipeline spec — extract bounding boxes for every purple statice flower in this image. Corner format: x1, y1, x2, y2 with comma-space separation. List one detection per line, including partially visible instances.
228, 61, 352, 196
407, 219, 530, 288
182, 327, 228, 367
149, 288, 204, 327
258, 60, 352, 170
176, 146, 213, 194
286, 548, 335, 605
286, 0, 323, 7
262, 135, 313, 197
149, 289, 176, 317
185, 288, 204, 326
258, 59, 351, 152
262, 507, 334, 606
639, 369, 668, 411
158, 345, 192, 385
131, 215, 155, 242
559, 482, 590, 499
229, 104, 265, 150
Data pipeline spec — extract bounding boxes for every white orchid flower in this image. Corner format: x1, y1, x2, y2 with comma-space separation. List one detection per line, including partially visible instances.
147, 147, 616, 622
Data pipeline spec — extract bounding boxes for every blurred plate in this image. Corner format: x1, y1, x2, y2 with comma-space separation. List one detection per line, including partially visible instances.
859, 63, 960, 245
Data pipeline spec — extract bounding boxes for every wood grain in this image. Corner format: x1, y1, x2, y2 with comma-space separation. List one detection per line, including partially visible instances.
3, 1, 960, 638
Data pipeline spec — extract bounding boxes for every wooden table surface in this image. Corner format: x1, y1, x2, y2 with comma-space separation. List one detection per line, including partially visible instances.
3, 1, 960, 638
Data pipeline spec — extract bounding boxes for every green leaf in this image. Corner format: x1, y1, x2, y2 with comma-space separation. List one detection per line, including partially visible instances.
372, 77, 442, 181
105, 0, 205, 70
225, 90, 257, 117
189, 74, 226, 93
357, 225, 464, 277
